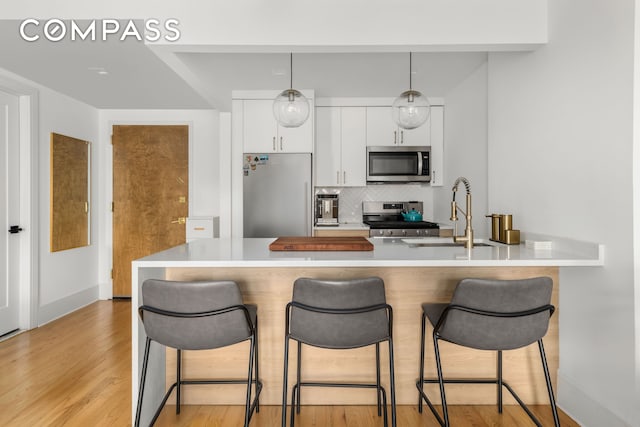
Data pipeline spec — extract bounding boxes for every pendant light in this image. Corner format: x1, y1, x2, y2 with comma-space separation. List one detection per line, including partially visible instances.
273, 53, 310, 128
392, 52, 430, 130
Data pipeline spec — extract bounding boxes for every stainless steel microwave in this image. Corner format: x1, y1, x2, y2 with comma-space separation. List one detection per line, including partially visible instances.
366, 146, 431, 183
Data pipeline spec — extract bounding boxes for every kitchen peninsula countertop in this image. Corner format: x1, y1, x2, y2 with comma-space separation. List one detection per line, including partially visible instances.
131, 234, 603, 424
134, 234, 604, 268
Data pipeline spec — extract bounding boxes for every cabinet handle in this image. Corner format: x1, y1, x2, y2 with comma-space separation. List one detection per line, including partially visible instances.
280, 136, 283, 151
393, 130, 397, 144
432, 169, 436, 183
337, 171, 340, 184
343, 171, 346, 184
400, 130, 404, 144
273, 136, 276, 151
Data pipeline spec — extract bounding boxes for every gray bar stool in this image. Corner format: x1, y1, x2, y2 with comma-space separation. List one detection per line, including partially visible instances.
135, 279, 262, 427
282, 277, 397, 427
416, 276, 560, 427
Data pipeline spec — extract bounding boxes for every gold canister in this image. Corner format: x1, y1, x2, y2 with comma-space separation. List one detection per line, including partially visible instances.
499, 214, 512, 242
486, 214, 501, 241
504, 229, 520, 245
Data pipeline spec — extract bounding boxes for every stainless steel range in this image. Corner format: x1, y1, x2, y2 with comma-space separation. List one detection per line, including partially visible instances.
362, 201, 440, 238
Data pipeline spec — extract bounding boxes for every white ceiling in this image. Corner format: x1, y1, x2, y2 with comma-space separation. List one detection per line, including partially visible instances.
0, 20, 488, 111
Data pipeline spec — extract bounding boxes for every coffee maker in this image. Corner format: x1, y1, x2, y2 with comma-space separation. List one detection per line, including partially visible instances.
315, 194, 339, 226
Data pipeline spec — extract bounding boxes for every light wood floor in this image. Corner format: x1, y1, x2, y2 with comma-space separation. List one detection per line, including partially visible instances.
0, 301, 578, 426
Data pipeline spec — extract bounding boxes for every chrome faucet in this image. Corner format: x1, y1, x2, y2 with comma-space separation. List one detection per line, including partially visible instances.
450, 177, 474, 248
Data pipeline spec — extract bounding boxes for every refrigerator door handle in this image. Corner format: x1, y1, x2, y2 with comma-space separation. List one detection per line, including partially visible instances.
305, 182, 310, 235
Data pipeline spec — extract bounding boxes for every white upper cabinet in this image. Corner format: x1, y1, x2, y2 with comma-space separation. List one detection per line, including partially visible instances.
429, 106, 444, 186
366, 106, 431, 147
315, 106, 366, 187
242, 99, 313, 153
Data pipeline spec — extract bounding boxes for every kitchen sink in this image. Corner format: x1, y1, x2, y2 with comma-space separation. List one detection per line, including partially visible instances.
401, 238, 495, 248
406, 242, 494, 248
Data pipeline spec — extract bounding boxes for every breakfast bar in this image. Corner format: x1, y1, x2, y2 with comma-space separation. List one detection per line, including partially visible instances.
131, 236, 603, 425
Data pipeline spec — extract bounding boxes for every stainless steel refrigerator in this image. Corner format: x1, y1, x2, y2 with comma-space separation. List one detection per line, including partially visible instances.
243, 153, 312, 237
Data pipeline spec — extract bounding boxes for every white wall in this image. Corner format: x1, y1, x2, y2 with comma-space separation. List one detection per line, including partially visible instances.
433, 61, 489, 235
97, 109, 219, 298
3, 75, 102, 325
488, 0, 638, 425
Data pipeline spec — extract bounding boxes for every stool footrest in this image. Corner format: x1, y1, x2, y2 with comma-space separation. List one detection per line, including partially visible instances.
416, 378, 543, 427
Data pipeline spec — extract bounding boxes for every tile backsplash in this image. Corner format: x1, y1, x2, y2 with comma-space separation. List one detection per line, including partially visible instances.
316, 184, 435, 223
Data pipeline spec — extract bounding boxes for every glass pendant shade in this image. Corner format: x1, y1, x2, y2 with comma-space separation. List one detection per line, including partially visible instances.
392, 89, 430, 130
392, 52, 430, 130
273, 53, 309, 128
273, 88, 310, 128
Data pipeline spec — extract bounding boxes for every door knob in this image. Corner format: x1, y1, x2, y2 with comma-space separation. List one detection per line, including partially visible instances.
8, 225, 23, 234
170, 217, 186, 225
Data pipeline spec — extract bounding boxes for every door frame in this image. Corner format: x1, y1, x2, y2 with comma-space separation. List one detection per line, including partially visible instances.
102, 120, 193, 299
0, 74, 39, 331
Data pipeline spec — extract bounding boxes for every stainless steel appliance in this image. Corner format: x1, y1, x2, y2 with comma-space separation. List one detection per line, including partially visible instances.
366, 146, 431, 183
363, 201, 439, 238
243, 153, 312, 237
315, 194, 339, 226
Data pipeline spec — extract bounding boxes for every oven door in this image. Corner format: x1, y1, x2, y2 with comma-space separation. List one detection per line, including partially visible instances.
366, 146, 430, 183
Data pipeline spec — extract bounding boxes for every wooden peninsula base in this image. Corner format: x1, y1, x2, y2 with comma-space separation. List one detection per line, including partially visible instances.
162, 266, 559, 407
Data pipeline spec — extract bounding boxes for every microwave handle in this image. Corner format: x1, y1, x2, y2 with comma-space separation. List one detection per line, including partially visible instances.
417, 152, 423, 175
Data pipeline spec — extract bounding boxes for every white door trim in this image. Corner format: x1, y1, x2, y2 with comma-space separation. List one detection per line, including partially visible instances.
0, 73, 39, 330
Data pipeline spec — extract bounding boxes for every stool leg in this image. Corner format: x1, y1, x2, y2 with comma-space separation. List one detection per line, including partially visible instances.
244, 335, 256, 427
538, 340, 560, 427
176, 349, 181, 414
433, 335, 449, 427
376, 342, 382, 416
388, 338, 397, 427
295, 341, 302, 414
135, 337, 152, 427
255, 316, 260, 412
418, 311, 426, 413
497, 350, 503, 413
282, 336, 290, 427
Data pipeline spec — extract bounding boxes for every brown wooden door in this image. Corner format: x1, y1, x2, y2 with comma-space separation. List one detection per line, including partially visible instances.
112, 125, 188, 297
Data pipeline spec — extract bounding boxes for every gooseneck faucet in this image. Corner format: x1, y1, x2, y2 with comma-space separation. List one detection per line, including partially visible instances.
450, 177, 474, 248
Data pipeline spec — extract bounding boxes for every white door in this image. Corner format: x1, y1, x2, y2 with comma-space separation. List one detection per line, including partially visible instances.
0, 90, 20, 336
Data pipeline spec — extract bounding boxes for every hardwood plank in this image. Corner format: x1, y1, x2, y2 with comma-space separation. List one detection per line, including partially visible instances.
0, 299, 577, 426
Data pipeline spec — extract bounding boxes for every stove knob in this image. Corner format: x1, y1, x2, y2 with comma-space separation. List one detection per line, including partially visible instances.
386, 230, 393, 236
417, 229, 423, 236
378, 230, 384, 236
402, 230, 407, 236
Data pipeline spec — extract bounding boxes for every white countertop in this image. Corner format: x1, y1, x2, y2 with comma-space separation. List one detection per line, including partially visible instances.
133, 235, 604, 268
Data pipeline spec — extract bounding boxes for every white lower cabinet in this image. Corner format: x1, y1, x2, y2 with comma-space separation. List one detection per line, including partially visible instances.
315, 106, 366, 187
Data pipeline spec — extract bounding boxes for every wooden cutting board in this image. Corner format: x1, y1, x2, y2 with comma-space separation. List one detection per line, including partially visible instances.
269, 236, 374, 251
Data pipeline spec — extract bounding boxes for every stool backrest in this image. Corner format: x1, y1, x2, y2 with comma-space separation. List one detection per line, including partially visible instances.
141, 279, 251, 350
439, 277, 553, 350
289, 277, 390, 349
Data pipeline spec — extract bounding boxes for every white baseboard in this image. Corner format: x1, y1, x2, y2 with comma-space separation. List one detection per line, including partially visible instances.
37, 286, 99, 326
558, 372, 632, 427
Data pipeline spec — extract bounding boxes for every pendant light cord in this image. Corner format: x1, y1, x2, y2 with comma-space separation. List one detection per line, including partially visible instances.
290, 53, 293, 90
409, 52, 413, 90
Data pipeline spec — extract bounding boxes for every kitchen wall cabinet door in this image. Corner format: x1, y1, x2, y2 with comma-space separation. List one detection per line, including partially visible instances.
315, 106, 366, 187
243, 99, 313, 153
340, 107, 366, 186
366, 106, 432, 147
429, 106, 444, 186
